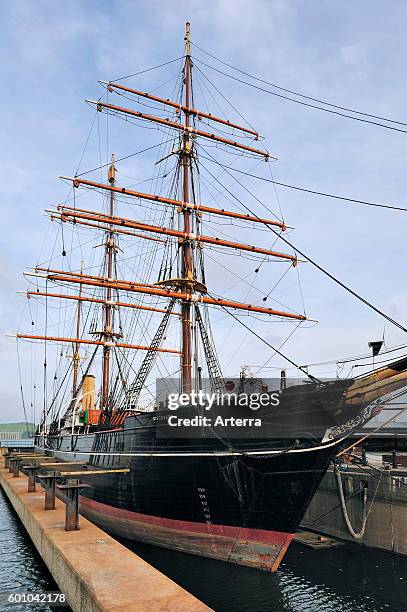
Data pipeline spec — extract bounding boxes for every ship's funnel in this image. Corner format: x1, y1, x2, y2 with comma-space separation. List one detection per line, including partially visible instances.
344, 356, 407, 405
82, 375, 95, 411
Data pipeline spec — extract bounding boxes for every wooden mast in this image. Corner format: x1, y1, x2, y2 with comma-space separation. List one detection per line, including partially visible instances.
29, 269, 307, 320
72, 260, 83, 396
55, 208, 297, 261
101, 155, 116, 411
181, 21, 193, 394
88, 100, 274, 159
27, 291, 181, 317
18, 28, 312, 420
60, 178, 287, 229
104, 82, 260, 138
17, 334, 181, 354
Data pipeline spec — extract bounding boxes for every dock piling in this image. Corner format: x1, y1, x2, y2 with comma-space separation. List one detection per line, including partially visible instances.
22, 463, 41, 493
8, 458, 16, 473
38, 472, 59, 510
57, 480, 91, 531
12, 458, 23, 477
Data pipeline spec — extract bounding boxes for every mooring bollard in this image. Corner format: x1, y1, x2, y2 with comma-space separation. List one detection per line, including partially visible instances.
38, 472, 60, 510
8, 457, 16, 473
22, 463, 41, 493
57, 480, 90, 531
12, 458, 23, 478
8, 456, 35, 473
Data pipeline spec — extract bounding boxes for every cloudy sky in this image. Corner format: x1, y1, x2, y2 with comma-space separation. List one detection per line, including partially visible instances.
2, 0, 407, 422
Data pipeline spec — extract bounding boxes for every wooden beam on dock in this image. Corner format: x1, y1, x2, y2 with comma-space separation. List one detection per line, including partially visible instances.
53, 469, 130, 477
8, 454, 44, 459
36, 462, 86, 467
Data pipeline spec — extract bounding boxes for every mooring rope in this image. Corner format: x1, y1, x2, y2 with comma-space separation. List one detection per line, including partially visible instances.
334, 465, 369, 539
334, 462, 384, 541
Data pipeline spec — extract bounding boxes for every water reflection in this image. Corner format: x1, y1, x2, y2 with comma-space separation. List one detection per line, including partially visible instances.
123, 537, 407, 612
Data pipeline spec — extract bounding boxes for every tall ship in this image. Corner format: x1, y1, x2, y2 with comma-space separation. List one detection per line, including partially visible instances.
16, 23, 407, 571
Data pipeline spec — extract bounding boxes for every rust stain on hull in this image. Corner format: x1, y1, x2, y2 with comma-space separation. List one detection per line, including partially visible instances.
80, 496, 294, 572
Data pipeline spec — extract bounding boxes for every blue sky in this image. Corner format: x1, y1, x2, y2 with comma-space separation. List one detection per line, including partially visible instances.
2, 0, 407, 422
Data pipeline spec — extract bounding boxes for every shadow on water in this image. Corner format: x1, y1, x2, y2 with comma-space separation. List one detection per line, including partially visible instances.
0, 489, 70, 611
120, 536, 407, 612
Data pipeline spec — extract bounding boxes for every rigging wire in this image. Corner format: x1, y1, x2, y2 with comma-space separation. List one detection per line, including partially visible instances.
75, 139, 175, 178
253, 321, 304, 376
110, 57, 185, 83
199, 146, 284, 223
191, 42, 407, 127
198, 155, 407, 214
28, 39, 407, 421
347, 453, 407, 488
112, 101, 183, 403
337, 403, 407, 458
192, 62, 257, 134
75, 109, 100, 176
16, 342, 30, 436
210, 293, 317, 382
204, 251, 300, 315
191, 52, 407, 135
250, 341, 407, 370
199, 151, 407, 334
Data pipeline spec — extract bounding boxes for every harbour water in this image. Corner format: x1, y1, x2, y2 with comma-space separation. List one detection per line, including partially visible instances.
127, 539, 407, 612
1, 487, 406, 611
0, 490, 66, 611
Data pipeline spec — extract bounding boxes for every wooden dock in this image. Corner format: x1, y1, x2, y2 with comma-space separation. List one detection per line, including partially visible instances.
0, 454, 212, 611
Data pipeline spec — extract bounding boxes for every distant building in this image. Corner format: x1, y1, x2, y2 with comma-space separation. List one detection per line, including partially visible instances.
1, 439, 34, 449
0, 432, 21, 440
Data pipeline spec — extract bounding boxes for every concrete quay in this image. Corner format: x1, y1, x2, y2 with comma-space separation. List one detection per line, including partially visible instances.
0, 459, 212, 612
301, 464, 407, 555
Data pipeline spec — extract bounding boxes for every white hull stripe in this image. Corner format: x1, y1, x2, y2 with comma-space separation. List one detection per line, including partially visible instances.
36, 435, 346, 457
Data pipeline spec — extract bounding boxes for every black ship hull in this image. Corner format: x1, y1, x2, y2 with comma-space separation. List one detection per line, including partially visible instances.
35, 380, 362, 572
78, 443, 336, 570
35, 376, 390, 571
36, 427, 339, 571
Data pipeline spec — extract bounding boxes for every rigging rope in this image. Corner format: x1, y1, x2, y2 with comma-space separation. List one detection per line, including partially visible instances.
16, 342, 30, 436
110, 57, 185, 83
211, 295, 315, 381
302, 484, 366, 528
199, 156, 407, 213
337, 403, 407, 458
32, 38, 407, 421
75, 139, 175, 178
192, 42, 407, 127
335, 466, 370, 539
199, 153, 407, 334
348, 453, 407, 488
191, 50, 407, 135
248, 341, 407, 371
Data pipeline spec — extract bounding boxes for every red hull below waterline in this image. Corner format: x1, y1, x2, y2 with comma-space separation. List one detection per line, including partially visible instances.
80, 496, 293, 572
